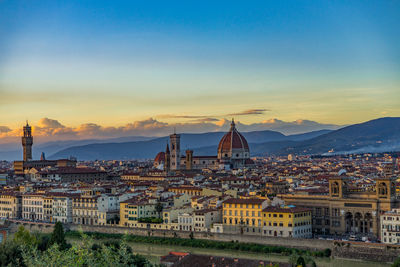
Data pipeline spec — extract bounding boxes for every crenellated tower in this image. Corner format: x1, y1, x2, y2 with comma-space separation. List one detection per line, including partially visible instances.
22, 121, 33, 161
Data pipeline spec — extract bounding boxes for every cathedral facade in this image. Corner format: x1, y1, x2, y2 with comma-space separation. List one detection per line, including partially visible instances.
154, 120, 254, 171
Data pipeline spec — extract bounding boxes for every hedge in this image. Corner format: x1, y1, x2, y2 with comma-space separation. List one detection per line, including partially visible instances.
65, 231, 331, 258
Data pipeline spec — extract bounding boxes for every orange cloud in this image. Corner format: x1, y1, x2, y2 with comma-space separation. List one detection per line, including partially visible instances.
0, 117, 341, 144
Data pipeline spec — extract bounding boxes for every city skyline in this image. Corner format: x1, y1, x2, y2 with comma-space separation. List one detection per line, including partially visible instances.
1, 1, 399, 133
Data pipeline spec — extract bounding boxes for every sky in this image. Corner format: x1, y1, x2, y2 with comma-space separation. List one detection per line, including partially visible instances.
0, 1, 399, 141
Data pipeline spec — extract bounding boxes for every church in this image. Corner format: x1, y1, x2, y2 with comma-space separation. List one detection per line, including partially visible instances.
154, 119, 254, 171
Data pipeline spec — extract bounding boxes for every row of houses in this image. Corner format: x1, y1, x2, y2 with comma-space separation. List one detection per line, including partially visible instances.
0, 188, 311, 238
0, 190, 135, 225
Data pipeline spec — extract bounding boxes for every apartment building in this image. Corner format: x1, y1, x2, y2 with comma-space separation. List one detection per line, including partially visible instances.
0, 192, 22, 219
222, 198, 268, 234
120, 198, 157, 227
22, 193, 44, 221
381, 209, 400, 244
52, 194, 74, 223
261, 206, 312, 238
72, 195, 100, 225
193, 208, 222, 232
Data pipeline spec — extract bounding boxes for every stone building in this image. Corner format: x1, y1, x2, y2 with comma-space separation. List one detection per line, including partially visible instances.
381, 208, 400, 244
13, 122, 77, 175
155, 119, 253, 171
22, 193, 44, 221
0, 191, 22, 219
280, 175, 398, 238
72, 195, 100, 225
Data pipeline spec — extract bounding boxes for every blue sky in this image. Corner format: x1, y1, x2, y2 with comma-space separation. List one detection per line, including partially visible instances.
0, 0, 399, 135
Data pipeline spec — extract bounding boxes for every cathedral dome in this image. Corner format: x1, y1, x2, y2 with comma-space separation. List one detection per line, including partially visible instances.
154, 152, 165, 163
217, 119, 249, 158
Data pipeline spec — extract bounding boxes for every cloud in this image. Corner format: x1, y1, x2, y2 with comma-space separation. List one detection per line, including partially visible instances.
157, 109, 269, 120
0, 117, 342, 144
191, 118, 220, 123
37, 118, 65, 129
157, 114, 209, 119
227, 109, 269, 116
0, 126, 11, 133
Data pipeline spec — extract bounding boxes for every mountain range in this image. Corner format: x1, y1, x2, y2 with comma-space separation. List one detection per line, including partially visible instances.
1, 117, 399, 161
51, 129, 324, 160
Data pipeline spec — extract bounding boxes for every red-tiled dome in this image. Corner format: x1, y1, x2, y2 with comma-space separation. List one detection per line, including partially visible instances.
218, 120, 249, 153
154, 152, 166, 163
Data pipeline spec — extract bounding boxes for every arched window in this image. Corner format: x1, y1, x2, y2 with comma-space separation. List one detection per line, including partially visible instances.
331, 182, 339, 195
379, 182, 388, 195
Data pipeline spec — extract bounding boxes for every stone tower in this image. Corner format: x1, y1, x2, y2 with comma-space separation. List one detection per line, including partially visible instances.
164, 143, 170, 172
22, 121, 33, 161
170, 133, 180, 170
185, 150, 193, 170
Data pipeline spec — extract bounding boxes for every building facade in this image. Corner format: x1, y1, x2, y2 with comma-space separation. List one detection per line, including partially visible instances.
381, 209, 400, 244
261, 206, 312, 238
22, 194, 44, 221
280, 176, 397, 238
0, 192, 22, 219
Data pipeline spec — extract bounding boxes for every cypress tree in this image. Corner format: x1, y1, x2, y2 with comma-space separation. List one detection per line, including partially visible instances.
49, 222, 67, 250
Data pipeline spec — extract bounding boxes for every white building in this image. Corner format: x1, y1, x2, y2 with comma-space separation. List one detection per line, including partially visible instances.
381, 209, 400, 244
52, 194, 74, 223
193, 208, 222, 232
97, 194, 119, 225
22, 193, 44, 221
178, 212, 193, 231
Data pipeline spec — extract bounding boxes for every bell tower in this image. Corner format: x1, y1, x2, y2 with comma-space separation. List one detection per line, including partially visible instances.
329, 176, 347, 198
22, 121, 33, 161
164, 143, 170, 172
170, 132, 180, 170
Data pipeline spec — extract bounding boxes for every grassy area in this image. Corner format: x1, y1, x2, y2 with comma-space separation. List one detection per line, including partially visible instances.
65, 230, 331, 258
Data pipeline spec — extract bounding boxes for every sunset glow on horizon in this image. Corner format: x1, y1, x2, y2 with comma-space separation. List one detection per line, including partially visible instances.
1, 1, 399, 137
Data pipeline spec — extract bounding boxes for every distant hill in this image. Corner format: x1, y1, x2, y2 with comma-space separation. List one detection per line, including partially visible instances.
49, 129, 333, 160
274, 117, 400, 155
0, 136, 154, 161
49, 130, 288, 160
12, 117, 399, 161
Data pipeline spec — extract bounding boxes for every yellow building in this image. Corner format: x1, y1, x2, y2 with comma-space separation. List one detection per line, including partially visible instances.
261, 206, 312, 238
222, 198, 267, 234
120, 198, 157, 227
43, 195, 53, 222
0, 192, 22, 219
169, 185, 202, 196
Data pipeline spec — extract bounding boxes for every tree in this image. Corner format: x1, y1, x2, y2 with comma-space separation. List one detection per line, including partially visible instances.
155, 201, 164, 219
0, 240, 24, 267
392, 257, 400, 267
49, 222, 68, 250
13, 226, 38, 247
296, 256, 306, 267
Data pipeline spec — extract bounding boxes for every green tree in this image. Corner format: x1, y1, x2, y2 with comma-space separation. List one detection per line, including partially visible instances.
392, 257, 400, 267
189, 232, 194, 240
13, 226, 38, 247
49, 222, 68, 250
296, 256, 306, 267
155, 201, 164, 219
0, 239, 25, 266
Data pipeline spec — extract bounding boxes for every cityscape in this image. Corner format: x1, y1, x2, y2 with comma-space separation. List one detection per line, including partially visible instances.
1, 1, 400, 267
